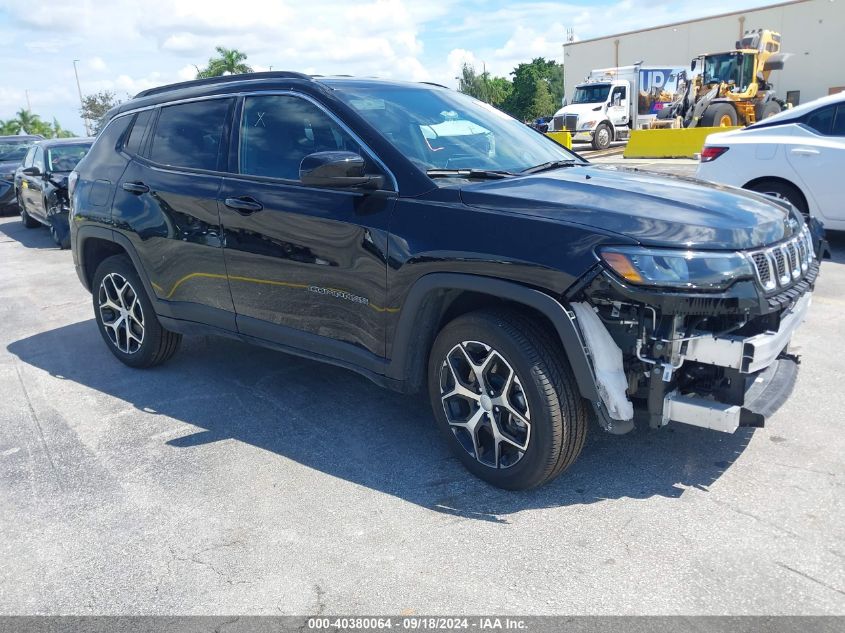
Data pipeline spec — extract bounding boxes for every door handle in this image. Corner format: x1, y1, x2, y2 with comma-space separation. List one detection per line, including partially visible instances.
122, 181, 150, 194
790, 147, 820, 157
224, 196, 264, 214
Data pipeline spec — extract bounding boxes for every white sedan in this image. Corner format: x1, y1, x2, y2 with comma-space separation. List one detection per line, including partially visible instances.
696, 91, 845, 231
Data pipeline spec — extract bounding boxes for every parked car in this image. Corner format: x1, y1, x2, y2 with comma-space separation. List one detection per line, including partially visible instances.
0, 135, 43, 214
697, 90, 845, 231
15, 138, 92, 248
70, 72, 824, 489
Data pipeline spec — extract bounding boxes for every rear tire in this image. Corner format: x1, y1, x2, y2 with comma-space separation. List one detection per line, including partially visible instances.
700, 103, 738, 127
92, 254, 181, 369
756, 100, 781, 121
745, 179, 809, 217
428, 309, 588, 490
591, 123, 612, 150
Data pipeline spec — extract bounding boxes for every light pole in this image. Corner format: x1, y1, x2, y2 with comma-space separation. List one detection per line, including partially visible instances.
73, 60, 91, 137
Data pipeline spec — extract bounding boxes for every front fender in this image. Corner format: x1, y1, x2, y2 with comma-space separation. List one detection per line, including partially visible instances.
386, 272, 599, 403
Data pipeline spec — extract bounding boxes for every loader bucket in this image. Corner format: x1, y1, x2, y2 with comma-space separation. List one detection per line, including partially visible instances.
623, 127, 741, 159
545, 130, 572, 149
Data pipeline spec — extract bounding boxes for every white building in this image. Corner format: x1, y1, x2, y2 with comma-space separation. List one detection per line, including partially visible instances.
563, 0, 845, 107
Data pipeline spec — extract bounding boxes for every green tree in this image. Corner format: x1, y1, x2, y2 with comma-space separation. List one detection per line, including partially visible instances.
196, 46, 253, 78
457, 62, 512, 109
51, 118, 76, 138
80, 90, 121, 134
528, 78, 556, 120
1, 119, 20, 135
503, 57, 565, 120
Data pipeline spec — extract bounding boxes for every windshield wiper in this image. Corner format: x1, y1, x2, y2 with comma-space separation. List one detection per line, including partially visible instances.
520, 159, 580, 175
426, 168, 515, 180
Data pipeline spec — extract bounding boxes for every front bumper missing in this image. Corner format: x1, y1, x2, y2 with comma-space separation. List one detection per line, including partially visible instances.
662, 292, 811, 434
682, 292, 811, 374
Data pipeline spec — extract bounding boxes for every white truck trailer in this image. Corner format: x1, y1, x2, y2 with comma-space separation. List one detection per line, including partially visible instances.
548, 64, 686, 149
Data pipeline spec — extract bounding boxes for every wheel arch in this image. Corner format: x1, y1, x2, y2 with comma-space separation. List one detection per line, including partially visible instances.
76, 226, 156, 301
742, 176, 810, 214
386, 273, 599, 402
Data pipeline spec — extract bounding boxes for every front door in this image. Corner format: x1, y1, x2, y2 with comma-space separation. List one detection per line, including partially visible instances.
219, 93, 394, 358
22, 146, 47, 219
607, 85, 628, 127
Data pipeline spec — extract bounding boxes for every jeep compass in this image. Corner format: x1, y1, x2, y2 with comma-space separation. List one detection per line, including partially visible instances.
69, 72, 825, 489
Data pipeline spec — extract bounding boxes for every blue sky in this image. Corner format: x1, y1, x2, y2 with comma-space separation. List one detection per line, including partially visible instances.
0, 0, 780, 135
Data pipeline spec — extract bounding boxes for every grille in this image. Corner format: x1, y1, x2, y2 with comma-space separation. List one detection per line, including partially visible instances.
564, 114, 579, 132
747, 227, 815, 293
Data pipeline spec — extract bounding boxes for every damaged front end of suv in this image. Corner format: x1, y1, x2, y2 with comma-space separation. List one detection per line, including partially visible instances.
566, 212, 825, 436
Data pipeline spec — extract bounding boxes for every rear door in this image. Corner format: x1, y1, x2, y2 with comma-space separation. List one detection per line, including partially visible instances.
786, 103, 845, 223
218, 92, 395, 358
113, 99, 237, 330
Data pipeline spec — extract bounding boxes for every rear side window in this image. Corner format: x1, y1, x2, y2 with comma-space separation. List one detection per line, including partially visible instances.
831, 104, 845, 136
805, 106, 834, 135
124, 110, 154, 156
150, 99, 232, 171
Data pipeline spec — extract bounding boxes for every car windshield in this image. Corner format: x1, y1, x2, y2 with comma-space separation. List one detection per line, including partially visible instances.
573, 84, 611, 104
334, 84, 578, 175
0, 140, 36, 162
46, 144, 91, 172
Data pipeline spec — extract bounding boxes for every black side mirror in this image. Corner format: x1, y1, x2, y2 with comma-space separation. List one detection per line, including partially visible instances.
300, 151, 383, 189
22, 166, 41, 177
690, 58, 697, 71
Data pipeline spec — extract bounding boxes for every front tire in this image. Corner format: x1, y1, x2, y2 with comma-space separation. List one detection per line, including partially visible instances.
19, 194, 39, 228
428, 309, 588, 490
92, 254, 181, 368
591, 123, 612, 150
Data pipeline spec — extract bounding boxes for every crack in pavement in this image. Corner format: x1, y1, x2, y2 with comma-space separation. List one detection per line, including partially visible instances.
776, 561, 845, 597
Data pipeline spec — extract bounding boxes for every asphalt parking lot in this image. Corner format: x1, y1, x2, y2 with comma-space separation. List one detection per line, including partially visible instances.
1, 202, 844, 614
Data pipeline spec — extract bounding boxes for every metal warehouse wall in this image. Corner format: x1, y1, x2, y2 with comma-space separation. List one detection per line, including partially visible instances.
563, 0, 845, 107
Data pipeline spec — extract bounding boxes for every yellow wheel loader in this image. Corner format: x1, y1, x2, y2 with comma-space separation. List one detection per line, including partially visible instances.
655, 29, 789, 128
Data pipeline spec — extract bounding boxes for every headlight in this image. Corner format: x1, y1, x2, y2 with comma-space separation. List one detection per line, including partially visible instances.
599, 246, 754, 290
2, 172, 14, 181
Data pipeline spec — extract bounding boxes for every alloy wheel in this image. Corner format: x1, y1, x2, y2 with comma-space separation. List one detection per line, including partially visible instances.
97, 272, 145, 354
596, 127, 610, 147
439, 341, 531, 469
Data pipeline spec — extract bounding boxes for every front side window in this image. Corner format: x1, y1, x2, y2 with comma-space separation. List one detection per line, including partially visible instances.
238, 94, 370, 181
150, 99, 232, 171
610, 86, 626, 104
46, 144, 91, 172
336, 85, 578, 174
22, 147, 36, 168
32, 148, 45, 172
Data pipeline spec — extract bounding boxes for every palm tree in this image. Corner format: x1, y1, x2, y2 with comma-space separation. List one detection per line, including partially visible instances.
196, 47, 253, 78
51, 118, 76, 138
12, 108, 44, 135
0, 120, 19, 135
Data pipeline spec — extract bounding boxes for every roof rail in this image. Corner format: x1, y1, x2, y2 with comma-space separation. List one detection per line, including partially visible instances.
134, 71, 313, 99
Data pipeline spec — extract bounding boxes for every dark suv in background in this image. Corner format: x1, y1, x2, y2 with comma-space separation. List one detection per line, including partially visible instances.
69, 72, 824, 489
0, 135, 43, 214
16, 137, 92, 248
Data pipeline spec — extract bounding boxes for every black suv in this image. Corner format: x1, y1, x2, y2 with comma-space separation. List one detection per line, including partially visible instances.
70, 72, 824, 489
0, 135, 43, 214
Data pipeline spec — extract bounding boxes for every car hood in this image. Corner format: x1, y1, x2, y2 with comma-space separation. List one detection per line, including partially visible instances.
459, 164, 794, 250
